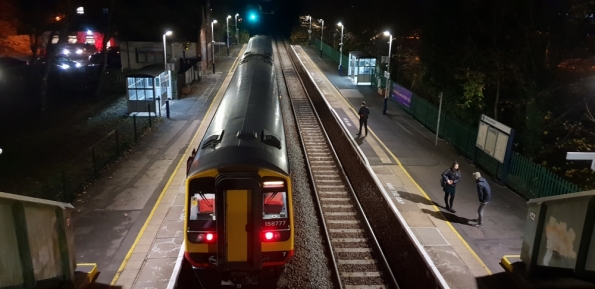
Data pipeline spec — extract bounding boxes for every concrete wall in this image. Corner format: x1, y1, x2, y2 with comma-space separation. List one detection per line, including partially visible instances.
0, 192, 75, 288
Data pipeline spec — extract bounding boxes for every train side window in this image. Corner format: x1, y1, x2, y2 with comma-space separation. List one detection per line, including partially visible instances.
190, 193, 216, 220
263, 191, 287, 219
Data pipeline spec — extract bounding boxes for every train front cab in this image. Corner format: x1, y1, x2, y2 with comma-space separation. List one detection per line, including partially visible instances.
184, 169, 294, 287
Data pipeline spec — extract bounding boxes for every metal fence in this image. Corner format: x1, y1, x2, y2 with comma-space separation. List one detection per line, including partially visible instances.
316, 40, 582, 199
50, 114, 158, 202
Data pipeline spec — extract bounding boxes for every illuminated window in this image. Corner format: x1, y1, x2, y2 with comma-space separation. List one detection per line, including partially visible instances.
76, 7, 84, 14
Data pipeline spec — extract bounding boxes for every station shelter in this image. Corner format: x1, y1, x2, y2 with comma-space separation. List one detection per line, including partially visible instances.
126, 64, 172, 115
348, 51, 377, 85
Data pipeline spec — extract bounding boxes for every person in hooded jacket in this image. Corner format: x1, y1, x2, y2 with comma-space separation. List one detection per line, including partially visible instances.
441, 162, 461, 213
472, 172, 491, 227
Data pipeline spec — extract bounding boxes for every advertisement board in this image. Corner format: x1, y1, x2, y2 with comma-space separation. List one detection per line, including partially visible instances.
391, 83, 412, 108
476, 114, 513, 164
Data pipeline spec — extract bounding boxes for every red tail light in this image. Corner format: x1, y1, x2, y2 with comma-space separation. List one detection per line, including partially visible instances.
196, 232, 216, 243
262, 231, 281, 242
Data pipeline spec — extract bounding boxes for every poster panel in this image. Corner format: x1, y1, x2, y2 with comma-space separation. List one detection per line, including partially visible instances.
476, 121, 489, 150
484, 126, 498, 157
494, 132, 509, 163
391, 83, 412, 108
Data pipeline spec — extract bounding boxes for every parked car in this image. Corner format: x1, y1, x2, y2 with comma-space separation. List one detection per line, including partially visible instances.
0, 57, 28, 85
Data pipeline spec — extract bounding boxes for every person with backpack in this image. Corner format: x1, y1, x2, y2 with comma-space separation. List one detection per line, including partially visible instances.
441, 162, 461, 213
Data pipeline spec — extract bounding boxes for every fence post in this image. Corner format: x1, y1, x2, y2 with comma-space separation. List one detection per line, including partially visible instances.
148, 103, 152, 127
133, 114, 138, 143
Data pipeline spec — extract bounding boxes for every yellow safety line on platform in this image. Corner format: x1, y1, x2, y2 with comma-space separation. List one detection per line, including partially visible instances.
299, 45, 493, 276
501, 255, 520, 273
110, 49, 245, 286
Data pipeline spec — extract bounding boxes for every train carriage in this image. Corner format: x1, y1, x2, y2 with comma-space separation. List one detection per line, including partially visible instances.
184, 35, 293, 288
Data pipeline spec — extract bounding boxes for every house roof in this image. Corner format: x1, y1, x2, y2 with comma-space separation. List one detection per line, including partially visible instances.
126, 64, 165, 78
349, 51, 375, 58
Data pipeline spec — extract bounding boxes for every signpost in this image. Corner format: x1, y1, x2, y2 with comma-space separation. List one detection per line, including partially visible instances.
475, 114, 515, 184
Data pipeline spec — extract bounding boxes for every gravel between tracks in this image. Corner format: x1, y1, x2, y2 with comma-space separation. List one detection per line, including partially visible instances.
274, 43, 335, 289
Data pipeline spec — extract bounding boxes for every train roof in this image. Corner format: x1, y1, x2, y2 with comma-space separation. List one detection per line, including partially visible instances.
242, 35, 273, 61
188, 37, 287, 177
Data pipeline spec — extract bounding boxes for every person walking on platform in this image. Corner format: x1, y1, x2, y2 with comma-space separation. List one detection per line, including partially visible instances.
356, 101, 370, 136
472, 172, 491, 227
441, 162, 460, 213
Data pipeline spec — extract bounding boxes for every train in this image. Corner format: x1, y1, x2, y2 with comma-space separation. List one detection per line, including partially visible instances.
184, 35, 294, 288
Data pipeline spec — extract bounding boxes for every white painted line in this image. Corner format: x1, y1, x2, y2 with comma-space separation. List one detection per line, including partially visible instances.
166, 241, 185, 289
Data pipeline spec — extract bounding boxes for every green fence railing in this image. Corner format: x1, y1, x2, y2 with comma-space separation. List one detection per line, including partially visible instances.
314, 40, 583, 199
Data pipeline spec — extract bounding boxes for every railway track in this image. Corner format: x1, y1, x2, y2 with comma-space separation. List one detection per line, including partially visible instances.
274, 37, 399, 289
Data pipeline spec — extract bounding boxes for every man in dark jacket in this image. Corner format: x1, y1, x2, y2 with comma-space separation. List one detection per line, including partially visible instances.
472, 172, 491, 227
357, 101, 370, 136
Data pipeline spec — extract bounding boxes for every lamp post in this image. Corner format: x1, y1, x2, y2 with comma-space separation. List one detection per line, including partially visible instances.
162, 30, 172, 71
383, 31, 393, 115
226, 15, 231, 55
319, 19, 324, 58
338, 22, 344, 75
211, 19, 217, 73
235, 13, 239, 44
308, 15, 312, 44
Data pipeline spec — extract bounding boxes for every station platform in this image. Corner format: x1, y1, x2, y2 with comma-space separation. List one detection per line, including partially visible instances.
71, 42, 527, 289
72, 45, 246, 289
291, 45, 525, 288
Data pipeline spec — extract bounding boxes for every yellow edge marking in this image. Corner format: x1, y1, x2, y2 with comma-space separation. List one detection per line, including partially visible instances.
500, 255, 520, 273
76, 263, 98, 283
301, 46, 493, 275
110, 49, 245, 286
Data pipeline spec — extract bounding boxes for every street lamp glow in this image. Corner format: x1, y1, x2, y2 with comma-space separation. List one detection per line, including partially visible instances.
235, 13, 239, 44
226, 16, 231, 55
382, 30, 393, 115
163, 31, 172, 71
211, 20, 217, 73
337, 22, 344, 75
307, 16, 312, 43
319, 19, 324, 58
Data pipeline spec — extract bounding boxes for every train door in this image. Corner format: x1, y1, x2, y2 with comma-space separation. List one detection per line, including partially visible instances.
215, 175, 263, 272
